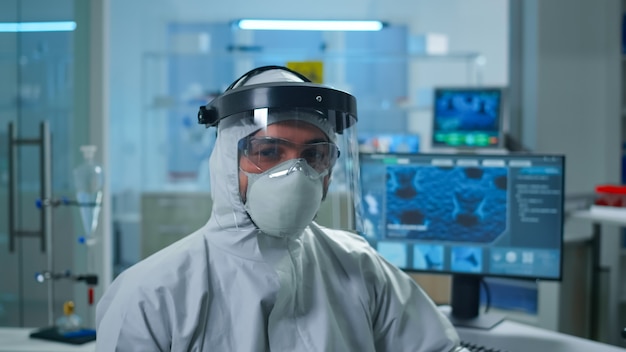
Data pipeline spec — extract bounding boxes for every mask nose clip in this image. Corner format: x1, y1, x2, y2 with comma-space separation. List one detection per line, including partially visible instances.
289, 158, 308, 173
267, 158, 327, 179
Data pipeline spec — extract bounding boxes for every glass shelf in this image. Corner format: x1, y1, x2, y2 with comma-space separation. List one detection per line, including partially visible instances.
142, 50, 483, 61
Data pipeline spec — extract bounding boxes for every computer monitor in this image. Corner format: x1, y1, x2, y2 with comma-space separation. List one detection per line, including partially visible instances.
357, 132, 420, 154
358, 152, 565, 329
431, 87, 505, 150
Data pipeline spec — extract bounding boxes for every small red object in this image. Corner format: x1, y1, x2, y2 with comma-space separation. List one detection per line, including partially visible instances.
595, 185, 626, 194
88, 287, 94, 305
595, 184, 626, 207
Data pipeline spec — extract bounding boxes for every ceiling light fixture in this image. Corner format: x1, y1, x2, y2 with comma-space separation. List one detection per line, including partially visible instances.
0, 21, 77, 32
236, 19, 385, 31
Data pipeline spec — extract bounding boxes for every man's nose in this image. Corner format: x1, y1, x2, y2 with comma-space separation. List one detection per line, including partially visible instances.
284, 148, 303, 161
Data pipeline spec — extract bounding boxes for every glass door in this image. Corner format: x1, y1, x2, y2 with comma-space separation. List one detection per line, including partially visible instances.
0, 0, 90, 328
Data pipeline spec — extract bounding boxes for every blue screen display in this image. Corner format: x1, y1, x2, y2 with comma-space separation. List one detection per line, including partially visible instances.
432, 88, 503, 148
358, 133, 420, 154
359, 153, 564, 280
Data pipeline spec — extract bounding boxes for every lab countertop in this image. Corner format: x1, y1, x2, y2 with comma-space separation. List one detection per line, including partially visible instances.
0, 327, 95, 352
2, 320, 625, 352
456, 318, 626, 352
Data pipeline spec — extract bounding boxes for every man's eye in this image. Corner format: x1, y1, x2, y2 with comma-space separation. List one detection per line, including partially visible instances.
302, 148, 324, 160
251, 143, 284, 161
258, 147, 279, 158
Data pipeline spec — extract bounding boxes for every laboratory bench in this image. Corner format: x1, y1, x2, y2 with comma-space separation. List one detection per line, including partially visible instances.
0, 327, 95, 352
1, 320, 624, 352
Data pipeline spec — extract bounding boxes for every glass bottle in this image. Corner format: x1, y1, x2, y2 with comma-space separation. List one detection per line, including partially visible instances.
55, 301, 82, 334
73, 145, 104, 244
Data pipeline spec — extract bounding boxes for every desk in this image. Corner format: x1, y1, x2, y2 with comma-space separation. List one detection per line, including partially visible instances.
457, 319, 626, 352
569, 208, 625, 345
0, 328, 95, 352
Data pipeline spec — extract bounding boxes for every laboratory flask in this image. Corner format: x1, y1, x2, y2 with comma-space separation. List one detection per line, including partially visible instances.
73, 145, 104, 242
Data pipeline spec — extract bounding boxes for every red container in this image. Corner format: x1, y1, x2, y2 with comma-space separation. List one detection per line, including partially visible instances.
594, 184, 626, 207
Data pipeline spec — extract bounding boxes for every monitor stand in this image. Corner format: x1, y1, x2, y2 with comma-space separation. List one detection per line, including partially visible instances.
445, 274, 504, 330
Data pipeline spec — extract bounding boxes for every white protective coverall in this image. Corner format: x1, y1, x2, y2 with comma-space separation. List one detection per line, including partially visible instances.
96, 89, 466, 352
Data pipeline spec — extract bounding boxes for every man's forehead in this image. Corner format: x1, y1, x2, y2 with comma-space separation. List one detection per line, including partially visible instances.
254, 109, 335, 141
252, 120, 328, 141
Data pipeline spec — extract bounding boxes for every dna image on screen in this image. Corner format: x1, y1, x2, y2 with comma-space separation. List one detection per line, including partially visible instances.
385, 164, 507, 243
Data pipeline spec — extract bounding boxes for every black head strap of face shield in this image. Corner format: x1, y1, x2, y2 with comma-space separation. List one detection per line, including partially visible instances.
197, 67, 358, 134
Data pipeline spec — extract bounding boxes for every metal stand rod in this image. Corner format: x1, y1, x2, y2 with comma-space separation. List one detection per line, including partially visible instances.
8, 122, 17, 253
41, 122, 53, 326
589, 222, 602, 341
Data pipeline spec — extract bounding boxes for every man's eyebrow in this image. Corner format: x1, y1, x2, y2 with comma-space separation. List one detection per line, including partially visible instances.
306, 137, 330, 144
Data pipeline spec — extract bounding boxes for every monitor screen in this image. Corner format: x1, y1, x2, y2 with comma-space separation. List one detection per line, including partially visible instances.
431, 87, 504, 149
358, 132, 420, 154
359, 152, 565, 327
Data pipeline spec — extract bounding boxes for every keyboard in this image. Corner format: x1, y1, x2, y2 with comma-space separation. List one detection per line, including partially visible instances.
460, 340, 509, 352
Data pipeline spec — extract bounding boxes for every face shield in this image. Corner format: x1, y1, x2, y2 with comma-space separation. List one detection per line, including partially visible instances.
198, 67, 363, 235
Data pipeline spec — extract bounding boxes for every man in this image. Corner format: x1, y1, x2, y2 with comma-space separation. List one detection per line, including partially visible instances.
96, 65, 467, 351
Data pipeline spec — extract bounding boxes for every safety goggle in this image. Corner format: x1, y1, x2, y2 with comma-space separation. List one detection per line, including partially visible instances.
238, 136, 340, 173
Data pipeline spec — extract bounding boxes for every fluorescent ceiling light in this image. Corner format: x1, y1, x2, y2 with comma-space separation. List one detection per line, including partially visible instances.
236, 19, 385, 31
0, 21, 77, 32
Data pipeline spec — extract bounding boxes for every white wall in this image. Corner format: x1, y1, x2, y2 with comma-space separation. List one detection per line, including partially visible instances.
516, 0, 623, 345
520, 0, 621, 192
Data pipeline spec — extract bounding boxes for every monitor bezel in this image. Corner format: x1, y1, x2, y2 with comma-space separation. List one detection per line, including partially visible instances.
430, 87, 507, 151
358, 151, 565, 282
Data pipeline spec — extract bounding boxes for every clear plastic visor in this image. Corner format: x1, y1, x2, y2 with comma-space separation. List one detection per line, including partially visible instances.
219, 107, 363, 233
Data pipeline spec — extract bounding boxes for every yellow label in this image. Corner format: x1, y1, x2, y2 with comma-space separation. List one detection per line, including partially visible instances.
63, 301, 75, 316
286, 61, 324, 84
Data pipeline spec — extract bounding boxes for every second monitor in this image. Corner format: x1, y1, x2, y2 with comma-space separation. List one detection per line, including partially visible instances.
431, 87, 505, 150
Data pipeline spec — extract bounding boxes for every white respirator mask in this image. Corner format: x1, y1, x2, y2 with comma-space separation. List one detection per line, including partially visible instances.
242, 158, 327, 238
